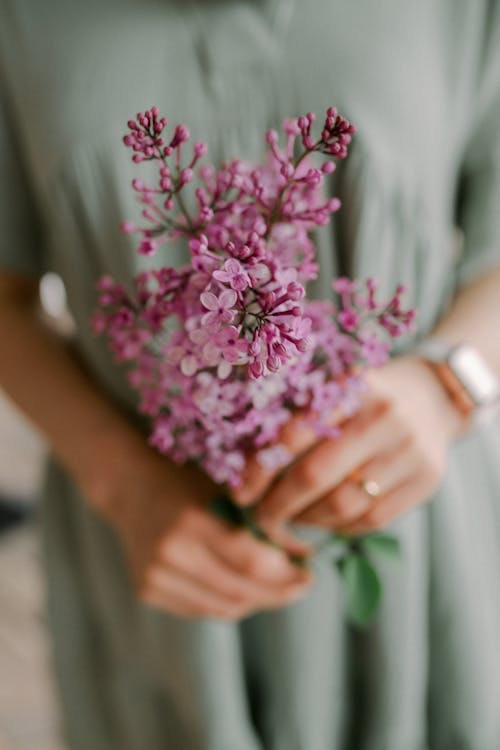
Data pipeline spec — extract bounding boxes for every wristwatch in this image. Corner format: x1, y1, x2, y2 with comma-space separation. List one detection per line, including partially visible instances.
416, 338, 500, 430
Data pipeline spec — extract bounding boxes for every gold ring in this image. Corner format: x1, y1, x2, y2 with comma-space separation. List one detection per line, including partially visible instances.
347, 469, 382, 501
359, 478, 381, 499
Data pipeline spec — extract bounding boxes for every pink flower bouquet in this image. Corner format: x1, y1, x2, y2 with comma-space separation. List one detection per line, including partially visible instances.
93, 106, 415, 625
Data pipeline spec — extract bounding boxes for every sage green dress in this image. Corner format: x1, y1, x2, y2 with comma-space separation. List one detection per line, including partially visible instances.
2, 1, 500, 748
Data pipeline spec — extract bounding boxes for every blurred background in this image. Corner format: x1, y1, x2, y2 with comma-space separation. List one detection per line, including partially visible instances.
0, 274, 68, 750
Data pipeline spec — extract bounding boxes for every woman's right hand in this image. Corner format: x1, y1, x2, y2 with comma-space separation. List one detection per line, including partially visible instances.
88, 438, 313, 620
0, 273, 311, 620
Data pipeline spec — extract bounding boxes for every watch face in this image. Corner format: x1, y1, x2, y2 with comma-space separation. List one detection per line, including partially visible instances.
449, 345, 500, 406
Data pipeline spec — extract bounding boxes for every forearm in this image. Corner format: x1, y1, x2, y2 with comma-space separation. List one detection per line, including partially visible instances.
430, 268, 500, 375
0, 274, 145, 517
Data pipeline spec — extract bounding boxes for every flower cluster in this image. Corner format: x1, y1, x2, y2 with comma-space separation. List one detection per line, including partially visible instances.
93, 106, 415, 487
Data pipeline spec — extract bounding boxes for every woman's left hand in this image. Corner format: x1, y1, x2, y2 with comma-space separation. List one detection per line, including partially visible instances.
235, 355, 464, 535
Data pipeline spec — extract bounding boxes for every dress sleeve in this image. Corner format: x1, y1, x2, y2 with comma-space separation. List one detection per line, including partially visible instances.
455, 4, 500, 287
0, 79, 47, 277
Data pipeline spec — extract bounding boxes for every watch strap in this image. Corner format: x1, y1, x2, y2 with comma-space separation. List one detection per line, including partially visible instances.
416, 338, 500, 429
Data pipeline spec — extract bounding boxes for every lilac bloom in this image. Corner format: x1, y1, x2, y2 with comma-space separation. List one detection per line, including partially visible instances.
168, 341, 199, 376
193, 374, 238, 415
248, 263, 271, 285
200, 289, 237, 329
214, 326, 248, 364
359, 333, 390, 366
310, 379, 342, 413
149, 417, 174, 453
213, 258, 251, 291
257, 444, 292, 472
338, 309, 360, 332
95, 104, 416, 494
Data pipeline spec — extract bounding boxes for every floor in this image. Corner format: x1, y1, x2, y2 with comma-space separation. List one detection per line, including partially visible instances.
0, 390, 67, 750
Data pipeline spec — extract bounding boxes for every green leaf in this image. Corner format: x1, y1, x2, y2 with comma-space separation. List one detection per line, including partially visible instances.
329, 533, 352, 545
335, 555, 347, 573
337, 553, 382, 628
361, 533, 401, 559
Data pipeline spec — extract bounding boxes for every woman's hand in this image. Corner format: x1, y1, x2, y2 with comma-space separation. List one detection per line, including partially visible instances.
91, 438, 312, 621
0, 273, 311, 622
234, 355, 464, 535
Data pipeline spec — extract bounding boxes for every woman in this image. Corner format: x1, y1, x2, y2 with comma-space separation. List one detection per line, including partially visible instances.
1, 1, 500, 748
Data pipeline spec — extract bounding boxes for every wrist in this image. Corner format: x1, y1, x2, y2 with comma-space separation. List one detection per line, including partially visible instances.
77, 421, 152, 523
415, 338, 500, 435
408, 355, 466, 441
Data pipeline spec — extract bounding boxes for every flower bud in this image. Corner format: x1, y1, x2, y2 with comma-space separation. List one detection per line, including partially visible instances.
179, 167, 194, 185
321, 161, 336, 174
287, 282, 305, 300
132, 178, 146, 191
273, 342, 288, 360
120, 220, 136, 234
138, 238, 157, 256
172, 124, 190, 145
249, 360, 264, 379
248, 340, 261, 357
283, 117, 301, 136
200, 207, 214, 221
305, 168, 322, 187
194, 141, 208, 158
327, 198, 342, 212
280, 163, 295, 179
295, 337, 310, 352
266, 355, 281, 372
265, 129, 279, 146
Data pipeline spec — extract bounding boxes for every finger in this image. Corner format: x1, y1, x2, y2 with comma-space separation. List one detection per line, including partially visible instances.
161, 537, 309, 610
258, 518, 314, 557
337, 471, 430, 536
210, 526, 312, 587
141, 588, 211, 619
257, 399, 392, 523
141, 565, 244, 620
296, 438, 419, 527
233, 414, 320, 506
295, 479, 372, 528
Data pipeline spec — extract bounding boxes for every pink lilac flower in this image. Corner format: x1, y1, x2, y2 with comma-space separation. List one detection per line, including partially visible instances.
256, 444, 292, 472
93, 105, 416, 487
213, 326, 249, 364
213, 258, 251, 291
200, 289, 237, 329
